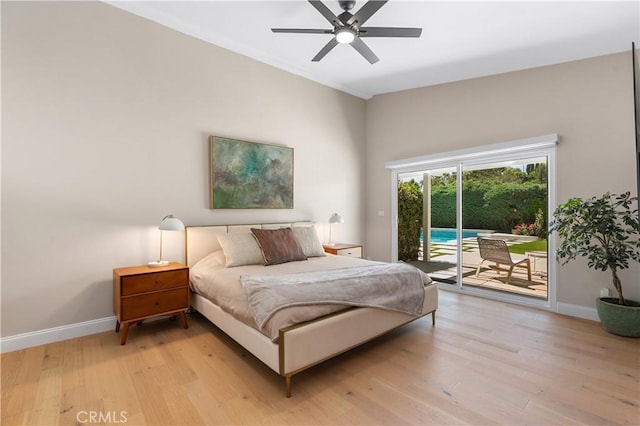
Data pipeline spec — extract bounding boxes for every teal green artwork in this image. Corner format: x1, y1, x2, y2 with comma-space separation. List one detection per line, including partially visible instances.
210, 136, 294, 209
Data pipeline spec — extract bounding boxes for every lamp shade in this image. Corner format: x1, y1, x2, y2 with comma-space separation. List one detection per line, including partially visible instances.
159, 215, 185, 231
328, 213, 344, 224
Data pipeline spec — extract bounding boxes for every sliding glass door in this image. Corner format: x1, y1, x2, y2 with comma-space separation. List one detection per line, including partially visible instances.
389, 135, 556, 309
460, 156, 549, 301
397, 166, 459, 285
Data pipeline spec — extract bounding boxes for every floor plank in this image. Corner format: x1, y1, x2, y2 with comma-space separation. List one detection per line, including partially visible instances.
2, 290, 639, 425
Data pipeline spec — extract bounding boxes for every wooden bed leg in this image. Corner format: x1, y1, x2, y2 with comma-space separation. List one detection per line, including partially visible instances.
432, 310, 436, 326
285, 375, 292, 398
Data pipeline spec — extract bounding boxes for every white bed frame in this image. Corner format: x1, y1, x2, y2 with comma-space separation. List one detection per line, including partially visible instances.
185, 222, 438, 397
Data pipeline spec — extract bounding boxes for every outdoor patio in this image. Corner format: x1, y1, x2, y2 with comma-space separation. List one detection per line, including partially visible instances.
410, 237, 548, 299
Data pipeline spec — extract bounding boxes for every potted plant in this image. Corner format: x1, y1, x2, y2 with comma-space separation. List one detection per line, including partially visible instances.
549, 192, 640, 337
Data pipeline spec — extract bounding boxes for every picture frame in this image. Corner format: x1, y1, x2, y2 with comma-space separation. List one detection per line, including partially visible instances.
209, 136, 294, 209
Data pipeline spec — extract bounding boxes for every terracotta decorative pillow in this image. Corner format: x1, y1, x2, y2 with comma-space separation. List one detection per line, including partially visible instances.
251, 227, 308, 266
292, 225, 326, 257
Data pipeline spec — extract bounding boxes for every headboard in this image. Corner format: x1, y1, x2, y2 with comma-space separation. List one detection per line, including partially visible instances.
185, 221, 316, 267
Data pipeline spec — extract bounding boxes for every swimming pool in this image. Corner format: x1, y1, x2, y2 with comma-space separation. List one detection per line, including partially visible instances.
422, 228, 481, 243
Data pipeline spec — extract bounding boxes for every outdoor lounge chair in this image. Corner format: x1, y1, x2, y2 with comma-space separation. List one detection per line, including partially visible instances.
475, 237, 531, 284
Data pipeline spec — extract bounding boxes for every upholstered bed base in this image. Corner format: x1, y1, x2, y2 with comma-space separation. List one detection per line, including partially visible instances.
192, 286, 437, 396
185, 223, 438, 397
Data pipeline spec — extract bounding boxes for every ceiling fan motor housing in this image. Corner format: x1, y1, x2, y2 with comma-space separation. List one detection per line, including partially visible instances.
338, 11, 355, 27
339, 0, 356, 11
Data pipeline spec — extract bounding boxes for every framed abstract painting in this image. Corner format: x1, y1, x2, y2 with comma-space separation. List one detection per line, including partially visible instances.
209, 136, 294, 209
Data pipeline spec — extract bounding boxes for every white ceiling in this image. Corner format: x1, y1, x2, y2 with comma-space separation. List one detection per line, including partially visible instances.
107, 1, 640, 99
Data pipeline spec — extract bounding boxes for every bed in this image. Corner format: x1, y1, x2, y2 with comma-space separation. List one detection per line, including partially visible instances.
185, 222, 438, 397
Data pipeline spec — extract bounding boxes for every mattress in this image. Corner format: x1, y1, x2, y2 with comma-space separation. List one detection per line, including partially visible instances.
189, 252, 433, 341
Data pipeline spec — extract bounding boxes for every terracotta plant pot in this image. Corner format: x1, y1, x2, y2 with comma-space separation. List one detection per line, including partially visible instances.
596, 297, 640, 338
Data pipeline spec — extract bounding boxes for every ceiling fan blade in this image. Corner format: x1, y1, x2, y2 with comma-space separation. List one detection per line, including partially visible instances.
312, 38, 339, 62
350, 37, 379, 64
359, 27, 422, 38
347, 0, 388, 28
308, 0, 342, 27
272, 28, 334, 34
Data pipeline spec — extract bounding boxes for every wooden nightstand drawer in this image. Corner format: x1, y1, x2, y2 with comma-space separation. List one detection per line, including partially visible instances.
323, 244, 363, 258
121, 287, 189, 321
336, 247, 362, 258
121, 269, 188, 296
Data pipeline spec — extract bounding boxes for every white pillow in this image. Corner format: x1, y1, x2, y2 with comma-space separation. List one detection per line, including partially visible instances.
217, 233, 264, 267
206, 249, 227, 266
292, 225, 326, 257
191, 249, 226, 269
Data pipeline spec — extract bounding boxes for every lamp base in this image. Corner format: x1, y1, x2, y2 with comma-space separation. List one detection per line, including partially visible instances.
148, 260, 169, 267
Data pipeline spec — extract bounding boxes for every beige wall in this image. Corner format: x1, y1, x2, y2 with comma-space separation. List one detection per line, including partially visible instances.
1, 2, 366, 337
2, 2, 638, 340
366, 52, 639, 309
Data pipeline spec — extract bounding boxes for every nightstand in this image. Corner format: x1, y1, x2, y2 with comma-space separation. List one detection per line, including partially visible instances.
323, 243, 363, 258
113, 262, 189, 345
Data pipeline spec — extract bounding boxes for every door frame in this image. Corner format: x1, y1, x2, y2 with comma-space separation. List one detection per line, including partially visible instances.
387, 134, 558, 311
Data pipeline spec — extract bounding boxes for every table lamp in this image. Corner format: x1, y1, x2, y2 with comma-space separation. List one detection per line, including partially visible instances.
327, 212, 344, 246
149, 214, 185, 267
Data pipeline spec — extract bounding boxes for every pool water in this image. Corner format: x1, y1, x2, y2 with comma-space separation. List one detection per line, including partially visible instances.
421, 228, 481, 243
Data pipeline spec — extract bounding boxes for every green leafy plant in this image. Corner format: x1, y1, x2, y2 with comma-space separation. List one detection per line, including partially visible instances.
431, 181, 547, 233
549, 192, 640, 305
398, 180, 423, 261
531, 207, 548, 239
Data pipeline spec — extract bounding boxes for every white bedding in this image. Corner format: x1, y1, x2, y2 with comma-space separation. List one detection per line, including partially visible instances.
189, 252, 432, 341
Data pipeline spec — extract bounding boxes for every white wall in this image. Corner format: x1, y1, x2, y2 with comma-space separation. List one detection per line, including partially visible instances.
1, 2, 366, 338
365, 52, 640, 309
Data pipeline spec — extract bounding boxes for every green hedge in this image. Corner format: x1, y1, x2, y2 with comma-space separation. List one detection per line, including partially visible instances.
431, 181, 547, 233
398, 180, 423, 261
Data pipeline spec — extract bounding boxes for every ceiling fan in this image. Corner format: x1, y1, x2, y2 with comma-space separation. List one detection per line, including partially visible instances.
271, 0, 422, 64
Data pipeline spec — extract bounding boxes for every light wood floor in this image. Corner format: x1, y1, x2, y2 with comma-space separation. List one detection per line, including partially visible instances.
2, 290, 639, 425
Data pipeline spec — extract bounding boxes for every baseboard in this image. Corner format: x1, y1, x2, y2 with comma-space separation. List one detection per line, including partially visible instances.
0, 302, 600, 353
0, 316, 116, 353
556, 302, 600, 322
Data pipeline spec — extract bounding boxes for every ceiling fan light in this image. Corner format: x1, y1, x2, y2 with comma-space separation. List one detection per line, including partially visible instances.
335, 28, 355, 44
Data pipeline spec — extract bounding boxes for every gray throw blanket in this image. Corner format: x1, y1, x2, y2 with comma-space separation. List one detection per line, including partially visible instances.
240, 263, 426, 329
